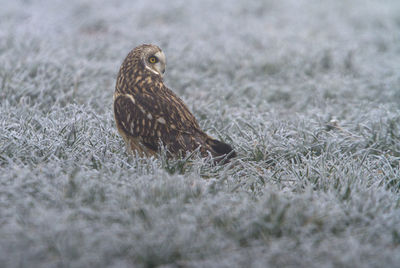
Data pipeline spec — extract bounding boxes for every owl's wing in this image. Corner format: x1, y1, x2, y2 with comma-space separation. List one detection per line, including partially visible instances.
137, 85, 201, 131
114, 93, 201, 154
114, 95, 158, 151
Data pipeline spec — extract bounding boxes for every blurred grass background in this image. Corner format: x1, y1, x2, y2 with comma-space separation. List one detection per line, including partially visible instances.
0, 0, 400, 267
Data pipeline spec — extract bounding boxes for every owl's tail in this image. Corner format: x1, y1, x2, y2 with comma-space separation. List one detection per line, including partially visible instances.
206, 137, 236, 160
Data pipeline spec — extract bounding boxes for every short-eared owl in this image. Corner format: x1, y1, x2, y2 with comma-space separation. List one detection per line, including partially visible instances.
113, 44, 236, 160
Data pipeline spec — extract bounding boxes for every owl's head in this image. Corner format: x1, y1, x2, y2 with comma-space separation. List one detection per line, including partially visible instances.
135, 44, 166, 77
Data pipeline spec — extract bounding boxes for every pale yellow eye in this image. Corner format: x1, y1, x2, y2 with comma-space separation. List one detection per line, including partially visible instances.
148, 56, 158, 63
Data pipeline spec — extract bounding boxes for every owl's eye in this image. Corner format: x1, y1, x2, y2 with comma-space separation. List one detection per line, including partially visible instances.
148, 56, 158, 63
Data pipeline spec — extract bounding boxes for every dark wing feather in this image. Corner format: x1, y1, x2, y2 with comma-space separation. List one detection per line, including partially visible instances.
206, 138, 237, 159
127, 83, 201, 132
114, 95, 159, 152
114, 93, 201, 154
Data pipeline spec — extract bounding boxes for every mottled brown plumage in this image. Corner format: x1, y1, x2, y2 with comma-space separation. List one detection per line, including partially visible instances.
113, 44, 236, 160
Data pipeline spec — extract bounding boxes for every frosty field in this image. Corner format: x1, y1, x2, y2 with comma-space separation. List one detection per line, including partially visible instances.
1, 0, 400, 267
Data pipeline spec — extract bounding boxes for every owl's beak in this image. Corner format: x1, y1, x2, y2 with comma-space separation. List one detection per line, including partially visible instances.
155, 65, 165, 77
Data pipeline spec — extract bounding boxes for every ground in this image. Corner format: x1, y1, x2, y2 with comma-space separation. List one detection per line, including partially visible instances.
0, 0, 400, 267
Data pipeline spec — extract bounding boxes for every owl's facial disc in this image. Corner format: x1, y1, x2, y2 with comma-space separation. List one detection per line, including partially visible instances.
145, 51, 166, 77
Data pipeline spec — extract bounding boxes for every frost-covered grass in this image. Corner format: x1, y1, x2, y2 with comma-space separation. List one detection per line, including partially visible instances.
1, 0, 400, 267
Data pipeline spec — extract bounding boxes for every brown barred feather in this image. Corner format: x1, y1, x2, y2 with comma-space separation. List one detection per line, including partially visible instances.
113, 44, 236, 160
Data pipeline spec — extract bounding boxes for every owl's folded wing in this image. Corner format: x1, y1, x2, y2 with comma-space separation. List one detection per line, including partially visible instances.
113, 93, 199, 153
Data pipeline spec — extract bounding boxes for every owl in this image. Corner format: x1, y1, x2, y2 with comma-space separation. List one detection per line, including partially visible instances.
113, 44, 236, 161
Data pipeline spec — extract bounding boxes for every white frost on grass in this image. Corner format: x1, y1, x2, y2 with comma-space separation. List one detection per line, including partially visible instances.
1, 0, 400, 267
